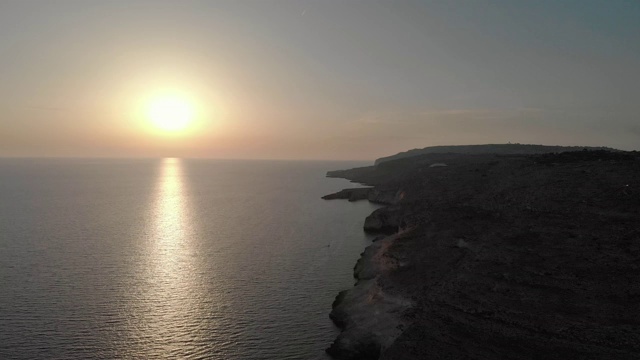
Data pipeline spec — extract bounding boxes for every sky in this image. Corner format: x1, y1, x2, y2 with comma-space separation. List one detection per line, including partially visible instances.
0, 0, 639, 160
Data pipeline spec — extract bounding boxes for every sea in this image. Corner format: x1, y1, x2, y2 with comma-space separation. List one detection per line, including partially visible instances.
0, 158, 379, 359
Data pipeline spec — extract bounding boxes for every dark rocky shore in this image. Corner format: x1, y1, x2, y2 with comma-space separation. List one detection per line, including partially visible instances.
323, 146, 640, 359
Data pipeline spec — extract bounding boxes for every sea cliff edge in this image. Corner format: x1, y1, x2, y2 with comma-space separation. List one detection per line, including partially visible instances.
322, 147, 640, 360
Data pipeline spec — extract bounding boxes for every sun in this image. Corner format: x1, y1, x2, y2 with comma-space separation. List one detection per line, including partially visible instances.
146, 95, 194, 132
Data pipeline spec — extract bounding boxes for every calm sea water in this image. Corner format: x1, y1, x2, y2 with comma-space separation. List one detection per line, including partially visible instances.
0, 158, 377, 359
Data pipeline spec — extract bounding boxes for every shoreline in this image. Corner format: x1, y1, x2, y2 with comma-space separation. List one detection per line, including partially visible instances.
326, 231, 413, 359
322, 181, 412, 359
323, 149, 640, 359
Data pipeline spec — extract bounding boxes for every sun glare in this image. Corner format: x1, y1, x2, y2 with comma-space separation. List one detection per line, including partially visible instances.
147, 95, 194, 132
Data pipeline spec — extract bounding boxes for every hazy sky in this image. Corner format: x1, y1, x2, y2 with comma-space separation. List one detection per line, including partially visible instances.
1, 0, 639, 160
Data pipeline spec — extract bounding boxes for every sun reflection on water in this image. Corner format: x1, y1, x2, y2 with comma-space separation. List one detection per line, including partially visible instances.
154, 158, 189, 243
134, 158, 209, 357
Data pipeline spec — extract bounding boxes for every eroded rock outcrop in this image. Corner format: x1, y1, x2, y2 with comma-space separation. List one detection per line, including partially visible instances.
323, 187, 400, 206
327, 234, 413, 360
322, 188, 373, 202
363, 207, 403, 234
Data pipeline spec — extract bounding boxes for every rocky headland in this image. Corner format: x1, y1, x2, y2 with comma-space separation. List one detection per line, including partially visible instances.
323, 145, 640, 359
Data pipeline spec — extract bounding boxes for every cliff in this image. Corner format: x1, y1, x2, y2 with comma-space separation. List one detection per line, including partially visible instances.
323, 149, 640, 359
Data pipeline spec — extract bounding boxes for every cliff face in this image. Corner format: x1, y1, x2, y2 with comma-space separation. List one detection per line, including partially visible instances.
323, 150, 640, 360
327, 233, 413, 360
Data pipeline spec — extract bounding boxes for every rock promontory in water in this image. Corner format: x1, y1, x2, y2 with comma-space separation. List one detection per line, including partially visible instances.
322, 145, 640, 359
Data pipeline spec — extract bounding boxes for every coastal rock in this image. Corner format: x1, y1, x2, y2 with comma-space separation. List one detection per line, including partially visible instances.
323, 187, 399, 205
322, 188, 373, 202
326, 166, 379, 185
363, 207, 402, 234
328, 235, 412, 360
326, 149, 640, 360
366, 189, 401, 205
353, 238, 386, 280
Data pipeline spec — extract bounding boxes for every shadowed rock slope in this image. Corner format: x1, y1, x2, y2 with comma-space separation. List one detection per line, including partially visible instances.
323, 149, 640, 360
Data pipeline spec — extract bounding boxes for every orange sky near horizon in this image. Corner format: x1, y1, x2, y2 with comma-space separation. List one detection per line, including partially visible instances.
1, 1, 639, 160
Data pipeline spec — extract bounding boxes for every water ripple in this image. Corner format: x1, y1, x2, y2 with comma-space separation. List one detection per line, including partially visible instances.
0, 159, 378, 359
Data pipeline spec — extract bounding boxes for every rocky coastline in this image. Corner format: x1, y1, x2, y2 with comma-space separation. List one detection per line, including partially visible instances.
323, 174, 415, 359
322, 147, 640, 359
